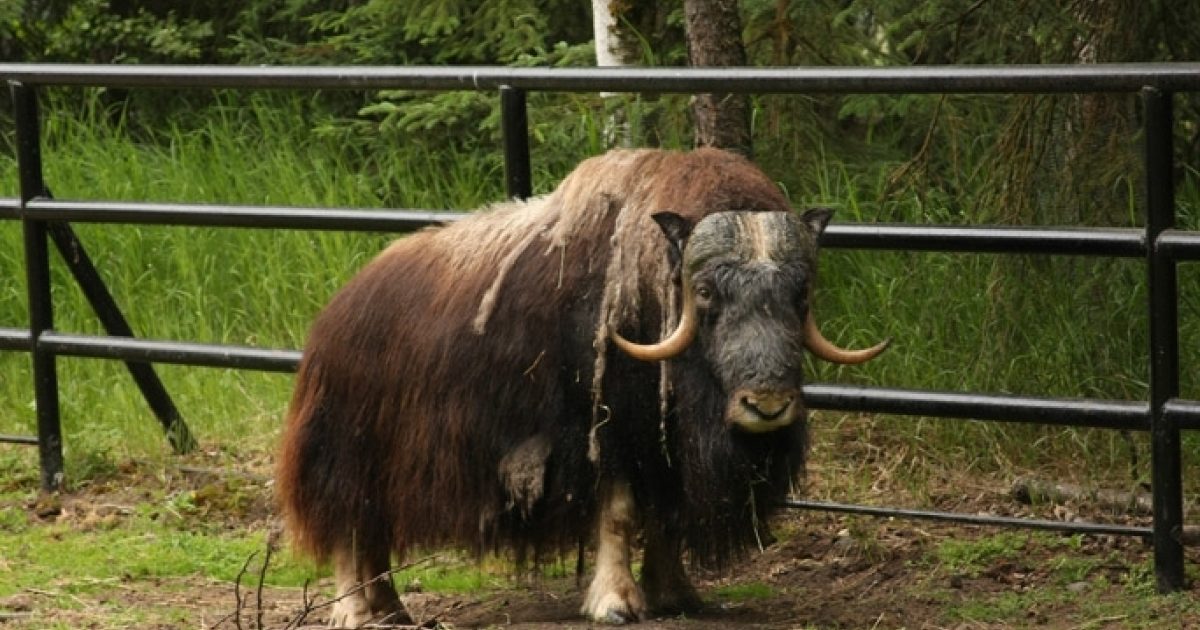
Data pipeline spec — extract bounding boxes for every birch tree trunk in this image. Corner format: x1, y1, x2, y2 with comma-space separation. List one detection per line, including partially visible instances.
592, 0, 640, 146
592, 0, 639, 71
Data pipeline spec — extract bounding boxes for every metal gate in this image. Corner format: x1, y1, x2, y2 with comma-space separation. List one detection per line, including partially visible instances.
2, 62, 1199, 591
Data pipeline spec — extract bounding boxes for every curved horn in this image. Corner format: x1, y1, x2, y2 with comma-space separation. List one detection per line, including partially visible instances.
611, 281, 699, 362
804, 311, 890, 365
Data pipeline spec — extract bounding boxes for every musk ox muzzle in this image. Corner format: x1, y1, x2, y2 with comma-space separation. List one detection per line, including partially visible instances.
612, 208, 889, 432
726, 387, 802, 433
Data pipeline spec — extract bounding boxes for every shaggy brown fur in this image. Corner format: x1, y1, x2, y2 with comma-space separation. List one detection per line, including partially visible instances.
275, 147, 797, 566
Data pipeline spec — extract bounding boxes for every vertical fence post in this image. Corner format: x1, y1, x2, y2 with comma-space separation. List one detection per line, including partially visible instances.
1143, 86, 1184, 592
10, 81, 64, 494
500, 85, 532, 200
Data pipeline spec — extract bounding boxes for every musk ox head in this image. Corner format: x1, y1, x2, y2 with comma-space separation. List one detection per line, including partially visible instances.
613, 207, 888, 433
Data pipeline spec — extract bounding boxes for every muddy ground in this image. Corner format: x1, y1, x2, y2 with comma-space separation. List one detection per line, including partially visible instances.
2, 428, 1199, 629
3, 496, 1185, 630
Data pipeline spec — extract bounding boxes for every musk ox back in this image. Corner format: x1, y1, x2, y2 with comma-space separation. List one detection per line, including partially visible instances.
276, 147, 887, 626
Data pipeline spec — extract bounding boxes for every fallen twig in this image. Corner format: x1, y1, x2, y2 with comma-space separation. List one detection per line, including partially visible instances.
178, 465, 271, 483
1011, 477, 1153, 515
282, 554, 442, 630
233, 551, 259, 630
256, 530, 279, 630
1011, 476, 1200, 543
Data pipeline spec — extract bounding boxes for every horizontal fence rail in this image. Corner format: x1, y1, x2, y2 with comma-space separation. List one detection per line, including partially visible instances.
0, 327, 31, 351
0, 198, 469, 231
0, 197, 1154, 256
37, 332, 302, 373
4, 62, 1200, 93
782, 499, 1154, 538
803, 384, 1153, 431
1, 62, 1197, 593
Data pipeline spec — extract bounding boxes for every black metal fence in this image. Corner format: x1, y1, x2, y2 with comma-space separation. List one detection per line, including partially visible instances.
2, 62, 1199, 592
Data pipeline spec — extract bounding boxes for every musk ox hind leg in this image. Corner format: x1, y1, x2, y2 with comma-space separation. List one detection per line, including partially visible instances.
641, 520, 703, 615
328, 540, 407, 628
582, 479, 647, 624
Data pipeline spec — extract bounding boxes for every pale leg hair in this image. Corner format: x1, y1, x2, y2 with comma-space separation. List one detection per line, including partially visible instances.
328, 537, 404, 627
581, 479, 647, 623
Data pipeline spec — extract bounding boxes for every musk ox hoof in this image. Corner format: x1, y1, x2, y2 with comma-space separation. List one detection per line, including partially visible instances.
647, 588, 704, 616
328, 598, 409, 628
582, 581, 647, 624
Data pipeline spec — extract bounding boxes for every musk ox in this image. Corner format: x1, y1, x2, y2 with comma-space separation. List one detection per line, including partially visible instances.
276, 147, 887, 626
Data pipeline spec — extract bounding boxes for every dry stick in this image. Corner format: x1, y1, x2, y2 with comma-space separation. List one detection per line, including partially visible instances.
1011, 477, 1200, 543
177, 465, 270, 483
288, 605, 430, 629
255, 532, 277, 630
234, 551, 259, 630
1011, 477, 1154, 515
283, 554, 442, 630
301, 578, 315, 614
207, 610, 239, 630
205, 551, 261, 630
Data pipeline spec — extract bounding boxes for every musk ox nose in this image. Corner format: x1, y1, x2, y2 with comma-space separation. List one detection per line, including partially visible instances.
727, 389, 801, 433
740, 392, 793, 421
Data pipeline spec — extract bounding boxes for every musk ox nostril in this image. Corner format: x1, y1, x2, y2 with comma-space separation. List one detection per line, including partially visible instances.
740, 394, 792, 421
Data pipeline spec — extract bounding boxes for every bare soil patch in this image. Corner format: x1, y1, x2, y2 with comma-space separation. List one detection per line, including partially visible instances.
2, 432, 1198, 629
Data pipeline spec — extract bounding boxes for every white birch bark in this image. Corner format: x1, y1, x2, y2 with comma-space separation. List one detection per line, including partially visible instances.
591, 0, 637, 145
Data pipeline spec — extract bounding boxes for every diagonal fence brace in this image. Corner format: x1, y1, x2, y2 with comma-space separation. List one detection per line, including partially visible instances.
45, 221, 197, 453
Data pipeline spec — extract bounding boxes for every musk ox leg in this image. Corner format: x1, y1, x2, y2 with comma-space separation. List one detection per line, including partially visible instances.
328, 541, 407, 628
582, 479, 647, 624
641, 521, 703, 614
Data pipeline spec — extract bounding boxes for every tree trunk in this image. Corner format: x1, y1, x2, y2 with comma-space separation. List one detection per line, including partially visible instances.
683, 0, 752, 157
592, 0, 652, 147
592, 0, 640, 70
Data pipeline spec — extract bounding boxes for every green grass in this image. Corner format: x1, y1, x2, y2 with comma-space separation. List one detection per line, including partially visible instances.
923, 532, 1200, 628
712, 582, 777, 602
0, 491, 313, 600
0, 521, 309, 593
932, 531, 1033, 577
1, 89, 1200, 494
0, 445, 522, 627
0, 92, 497, 460
936, 573, 1200, 629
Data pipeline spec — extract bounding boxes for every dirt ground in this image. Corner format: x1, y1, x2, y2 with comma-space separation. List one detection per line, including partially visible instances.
3, 503, 1184, 630
3, 429, 1199, 629
201, 520, 1189, 630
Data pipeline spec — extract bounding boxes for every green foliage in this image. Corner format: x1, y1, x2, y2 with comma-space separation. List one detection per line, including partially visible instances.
6, 7, 1200, 626
0, 510, 313, 597
4, 0, 1200, 496
934, 532, 1029, 577
284, 0, 588, 65
713, 581, 777, 601
8, 0, 217, 63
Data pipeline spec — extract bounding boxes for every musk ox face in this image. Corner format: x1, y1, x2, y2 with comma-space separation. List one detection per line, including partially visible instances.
612, 205, 889, 433
681, 209, 824, 433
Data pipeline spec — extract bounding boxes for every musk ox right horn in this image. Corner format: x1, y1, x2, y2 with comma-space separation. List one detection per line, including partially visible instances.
610, 279, 699, 362
803, 311, 890, 365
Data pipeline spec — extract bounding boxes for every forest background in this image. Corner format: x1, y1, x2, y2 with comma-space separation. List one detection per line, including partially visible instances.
3, 0, 1200, 494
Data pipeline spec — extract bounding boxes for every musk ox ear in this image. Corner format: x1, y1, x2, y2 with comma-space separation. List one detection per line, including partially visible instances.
651, 211, 692, 273
800, 207, 834, 235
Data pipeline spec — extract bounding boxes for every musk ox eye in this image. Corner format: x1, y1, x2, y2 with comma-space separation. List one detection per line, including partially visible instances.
695, 285, 713, 301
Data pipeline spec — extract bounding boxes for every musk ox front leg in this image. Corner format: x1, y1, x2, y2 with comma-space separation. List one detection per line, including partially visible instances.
582, 479, 647, 624
641, 520, 703, 615
329, 541, 406, 627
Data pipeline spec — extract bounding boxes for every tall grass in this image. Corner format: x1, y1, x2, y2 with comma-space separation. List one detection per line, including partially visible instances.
1, 89, 1198, 494
0, 91, 509, 462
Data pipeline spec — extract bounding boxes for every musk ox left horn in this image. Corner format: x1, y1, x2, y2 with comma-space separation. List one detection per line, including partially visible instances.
803, 310, 891, 365
610, 277, 699, 362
